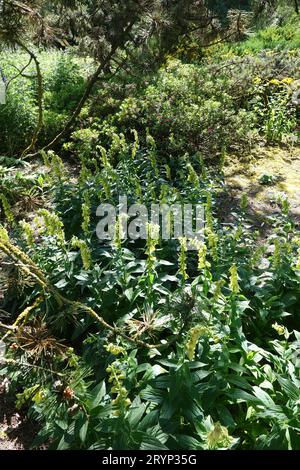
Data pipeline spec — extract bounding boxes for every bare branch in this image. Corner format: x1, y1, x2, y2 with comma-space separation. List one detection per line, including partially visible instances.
6, 56, 33, 88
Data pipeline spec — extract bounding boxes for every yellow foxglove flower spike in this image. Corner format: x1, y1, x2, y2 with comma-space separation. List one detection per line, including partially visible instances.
229, 264, 240, 294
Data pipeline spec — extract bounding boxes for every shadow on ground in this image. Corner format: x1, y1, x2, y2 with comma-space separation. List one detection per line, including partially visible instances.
0, 379, 40, 450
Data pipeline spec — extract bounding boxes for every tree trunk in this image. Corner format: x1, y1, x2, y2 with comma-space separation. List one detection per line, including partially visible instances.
17, 42, 44, 158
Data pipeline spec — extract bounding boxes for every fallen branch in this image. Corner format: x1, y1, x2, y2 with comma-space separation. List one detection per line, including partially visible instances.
0, 237, 159, 350
0, 322, 16, 332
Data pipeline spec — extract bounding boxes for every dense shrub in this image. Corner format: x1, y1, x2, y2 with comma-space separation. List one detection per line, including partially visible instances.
0, 51, 90, 156
83, 49, 299, 160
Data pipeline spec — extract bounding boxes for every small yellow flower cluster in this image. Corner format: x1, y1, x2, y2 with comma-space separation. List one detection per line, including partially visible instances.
131, 129, 139, 159
98, 145, 111, 168
106, 362, 131, 416
113, 215, 126, 250
207, 422, 233, 449
269, 79, 282, 86
146, 223, 160, 273
295, 248, 300, 271
0, 225, 9, 242
105, 343, 125, 356
282, 77, 295, 85
81, 192, 91, 236
212, 279, 225, 302
38, 209, 65, 243
207, 229, 218, 261
32, 388, 47, 404
190, 239, 209, 271
146, 129, 156, 149
273, 239, 282, 269
72, 237, 91, 270
48, 151, 66, 179
187, 163, 199, 188
0, 194, 14, 223
19, 220, 35, 247
197, 242, 207, 270
272, 322, 289, 338
186, 325, 210, 360
178, 237, 189, 282
229, 264, 240, 294
253, 76, 261, 85
253, 76, 295, 89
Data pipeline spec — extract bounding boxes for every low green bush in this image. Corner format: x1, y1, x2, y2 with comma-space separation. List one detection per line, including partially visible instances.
0, 50, 89, 156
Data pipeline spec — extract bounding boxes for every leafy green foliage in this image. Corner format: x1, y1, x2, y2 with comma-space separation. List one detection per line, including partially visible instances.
1, 132, 300, 449
0, 51, 90, 156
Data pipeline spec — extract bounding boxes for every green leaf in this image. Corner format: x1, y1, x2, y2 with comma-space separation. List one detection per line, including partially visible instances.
128, 403, 146, 427
79, 420, 89, 443
57, 434, 71, 450
140, 386, 164, 404
277, 376, 300, 401
54, 278, 68, 289
140, 434, 168, 450
89, 381, 106, 409
253, 386, 276, 407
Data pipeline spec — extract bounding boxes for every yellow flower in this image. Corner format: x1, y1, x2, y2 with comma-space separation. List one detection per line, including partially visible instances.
229, 264, 240, 294
72, 237, 91, 270
269, 79, 281, 86
38, 209, 65, 243
295, 249, 300, 270
207, 422, 233, 449
19, 220, 35, 247
0, 225, 9, 242
178, 237, 189, 282
213, 279, 225, 302
207, 228, 218, 261
272, 322, 287, 337
146, 223, 160, 272
32, 389, 46, 404
197, 242, 207, 270
81, 192, 91, 236
187, 163, 199, 188
113, 215, 126, 250
165, 164, 171, 180
106, 343, 125, 356
131, 129, 139, 159
0, 194, 14, 223
282, 77, 294, 85
186, 325, 211, 360
253, 77, 261, 85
